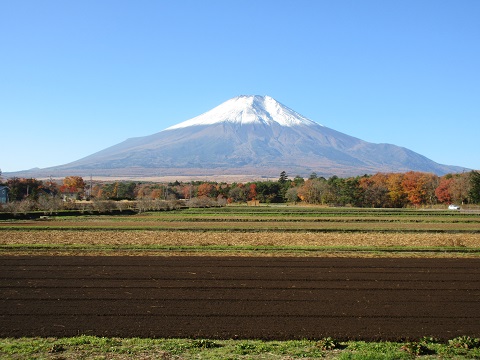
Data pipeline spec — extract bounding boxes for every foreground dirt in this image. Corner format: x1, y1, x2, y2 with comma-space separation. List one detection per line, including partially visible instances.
1, 256, 479, 341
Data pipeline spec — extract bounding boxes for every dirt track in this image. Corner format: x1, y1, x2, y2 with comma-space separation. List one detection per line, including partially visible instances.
1, 256, 479, 341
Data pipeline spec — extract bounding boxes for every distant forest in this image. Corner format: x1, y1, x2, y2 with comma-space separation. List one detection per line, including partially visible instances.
1, 170, 480, 213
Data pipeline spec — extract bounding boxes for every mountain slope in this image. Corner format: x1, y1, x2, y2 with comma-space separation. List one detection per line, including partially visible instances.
13, 95, 465, 178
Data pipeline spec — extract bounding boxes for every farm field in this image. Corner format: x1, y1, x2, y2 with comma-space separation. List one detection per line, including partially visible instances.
2, 256, 480, 341
3, 207, 480, 232
1, 206, 480, 256
1, 206, 480, 359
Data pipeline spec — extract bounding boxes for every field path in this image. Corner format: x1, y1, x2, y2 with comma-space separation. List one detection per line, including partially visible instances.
1, 256, 479, 341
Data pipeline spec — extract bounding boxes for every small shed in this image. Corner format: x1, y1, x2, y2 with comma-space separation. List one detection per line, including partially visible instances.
62, 191, 79, 202
0, 186, 9, 204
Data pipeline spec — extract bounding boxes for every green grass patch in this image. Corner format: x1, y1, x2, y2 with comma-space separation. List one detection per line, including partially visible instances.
2, 243, 480, 257
1, 336, 480, 359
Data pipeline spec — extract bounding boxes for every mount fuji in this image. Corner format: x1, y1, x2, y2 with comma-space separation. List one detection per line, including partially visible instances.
15, 95, 464, 178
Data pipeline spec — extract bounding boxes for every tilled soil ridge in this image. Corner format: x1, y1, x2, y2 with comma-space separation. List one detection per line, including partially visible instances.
1, 256, 479, 341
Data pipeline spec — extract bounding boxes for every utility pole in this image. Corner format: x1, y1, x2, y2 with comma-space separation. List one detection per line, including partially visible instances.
49, 175, 54, 197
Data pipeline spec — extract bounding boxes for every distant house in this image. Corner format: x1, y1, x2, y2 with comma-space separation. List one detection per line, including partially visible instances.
61, 190, 79, 202
0, 186, 9, 204
58, 186, 81, 202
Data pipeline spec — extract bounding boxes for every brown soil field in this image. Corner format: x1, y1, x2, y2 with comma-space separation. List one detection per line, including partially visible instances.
1, 256, 479, 341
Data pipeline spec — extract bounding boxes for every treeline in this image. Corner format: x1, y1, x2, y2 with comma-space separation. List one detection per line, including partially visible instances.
1, 170, 480, 212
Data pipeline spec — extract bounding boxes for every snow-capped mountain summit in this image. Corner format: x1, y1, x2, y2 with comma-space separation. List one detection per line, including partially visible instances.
167, 95, 320, 129
12, 95, 465, 178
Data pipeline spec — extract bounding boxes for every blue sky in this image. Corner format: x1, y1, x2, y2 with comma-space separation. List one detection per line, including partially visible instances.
1, 0, 479, 173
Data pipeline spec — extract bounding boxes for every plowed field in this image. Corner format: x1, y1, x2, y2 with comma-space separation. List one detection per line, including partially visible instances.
1, 256, 479, 341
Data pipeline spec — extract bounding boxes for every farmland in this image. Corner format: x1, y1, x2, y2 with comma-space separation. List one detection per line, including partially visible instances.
1, 206, 480, 256
1, 206, 480, 359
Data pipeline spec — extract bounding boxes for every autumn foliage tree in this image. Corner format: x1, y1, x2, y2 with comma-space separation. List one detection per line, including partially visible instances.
63, 176, 85, 190
248, 183, 257, 200
298, 178, 328, 204
449, 173, 470, 204
385, 173, 407, 207
435, 177, 453, 204
61, 176, 86, 193
358, 174, 389, 208
150, 188, 163, 199
401, 172, 421, 206
197, 183, 217, 198
181, 184, 194, 199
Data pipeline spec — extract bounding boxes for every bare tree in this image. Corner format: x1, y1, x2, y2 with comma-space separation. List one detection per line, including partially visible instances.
37, 194, 63, 215
285, 187, 299, 203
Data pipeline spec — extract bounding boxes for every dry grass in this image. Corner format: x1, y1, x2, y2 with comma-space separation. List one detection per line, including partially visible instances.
2, 230, 480, 248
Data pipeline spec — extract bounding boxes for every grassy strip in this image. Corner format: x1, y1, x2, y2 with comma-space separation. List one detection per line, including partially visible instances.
179, 206, 477, 213
2, 243, 480, 255
176, 209, 480, 219
36, 208, 480, 219
38, 216, 480, 223
1, 336, 480, 359
5, 207, 479, 220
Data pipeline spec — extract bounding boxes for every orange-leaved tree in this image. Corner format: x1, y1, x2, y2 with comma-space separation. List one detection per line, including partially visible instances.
197, 183, 216, 198
401, 171, 425, 206
62, 176, 86, 192
248, 183, 257, 200
385, 173, 407, 207
435, 177, 453, 204
401, 171, 438, 206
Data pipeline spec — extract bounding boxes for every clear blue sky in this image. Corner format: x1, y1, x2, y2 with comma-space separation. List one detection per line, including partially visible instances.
1, 0, 479, 173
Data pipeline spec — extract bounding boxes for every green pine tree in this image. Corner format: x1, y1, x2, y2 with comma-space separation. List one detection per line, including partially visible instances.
278, 171, 288, 184
469, 170, 480, 204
